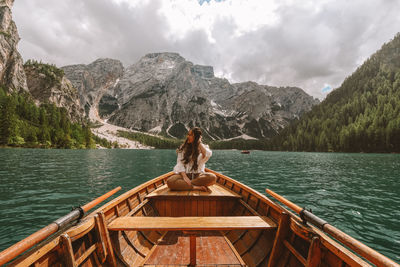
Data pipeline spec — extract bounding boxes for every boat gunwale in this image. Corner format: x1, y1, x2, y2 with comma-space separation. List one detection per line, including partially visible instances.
206, 168, 283, 214
208, 169, 377, 267
7, 169, 395, 267
82, 168, 381, 267
88, 171, 174, 218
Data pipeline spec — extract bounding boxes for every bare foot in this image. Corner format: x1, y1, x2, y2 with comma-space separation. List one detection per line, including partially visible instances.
193, 186, 208, 192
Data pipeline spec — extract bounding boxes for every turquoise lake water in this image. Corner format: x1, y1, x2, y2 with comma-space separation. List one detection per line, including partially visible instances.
0, 148, 399, 262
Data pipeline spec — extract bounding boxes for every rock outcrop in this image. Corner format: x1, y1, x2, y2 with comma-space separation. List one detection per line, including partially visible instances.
0, 0, 27, 92
61, 58, 124, 120
24, 62, 84, 122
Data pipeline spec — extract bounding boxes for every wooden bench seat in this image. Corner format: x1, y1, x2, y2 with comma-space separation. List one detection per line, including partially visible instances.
108, 216, 276, 266
107, 216, 276, 231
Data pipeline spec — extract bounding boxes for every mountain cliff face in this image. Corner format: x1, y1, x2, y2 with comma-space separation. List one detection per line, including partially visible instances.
0, 0, 27, 92
106, 53, 319, 139
61, 58, 124, 119
24, 61, 84, 122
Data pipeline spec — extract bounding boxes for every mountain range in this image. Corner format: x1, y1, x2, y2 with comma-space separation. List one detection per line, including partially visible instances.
3, 0, 398, 152
1, 0, 320, 142
61, 53, 319, 140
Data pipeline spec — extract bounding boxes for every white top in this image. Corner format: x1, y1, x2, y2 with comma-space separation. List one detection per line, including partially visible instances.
173, 144, 212, 174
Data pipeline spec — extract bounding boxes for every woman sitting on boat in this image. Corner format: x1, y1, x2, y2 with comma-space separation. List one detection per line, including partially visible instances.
167, 127, 216, 191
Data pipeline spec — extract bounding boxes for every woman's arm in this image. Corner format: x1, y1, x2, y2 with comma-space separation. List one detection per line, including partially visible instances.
199, 142, 206, 158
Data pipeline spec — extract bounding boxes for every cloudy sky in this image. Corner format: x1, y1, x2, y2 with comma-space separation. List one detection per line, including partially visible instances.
13, 0, 400, 99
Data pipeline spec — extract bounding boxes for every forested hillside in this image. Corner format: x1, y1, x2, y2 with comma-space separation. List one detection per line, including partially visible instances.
0, 86, 94, 148
268, 33, 400, 152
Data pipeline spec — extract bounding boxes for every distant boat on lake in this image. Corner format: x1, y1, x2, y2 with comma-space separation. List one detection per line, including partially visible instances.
241, 150, 250, 154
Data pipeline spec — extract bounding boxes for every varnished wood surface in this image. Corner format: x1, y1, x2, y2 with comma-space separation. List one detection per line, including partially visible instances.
108, 216, 276, 231
143, 231, 244, 266
6, 169, 389, 267
153, 198, 236, 217
146, 184, 241, 199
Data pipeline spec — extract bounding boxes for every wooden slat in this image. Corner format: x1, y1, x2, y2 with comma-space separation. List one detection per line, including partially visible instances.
75, 244, 97, 266
206, 169, 282, 214
12, 237, 61, 267
145, 184, 241, 199
184, 199, 191, 216
198, 200, 204, 216
306, 236, 322, 267
210, 200, 217, 216
315, 227, 373, 267
60, 234, 75, 267
99, 172, 173, 217
283, 240, 307, 266
108, 216, 275, 231
146, 186, 170, 197
221, 232, 247, 266
95, 212, 117, 266
138, 231, 169, 266
267, 213, 291, 267
239, 199, 277, 228
126, 199, 149, 217
143, 231, 244, 266
189, 233, 196, 266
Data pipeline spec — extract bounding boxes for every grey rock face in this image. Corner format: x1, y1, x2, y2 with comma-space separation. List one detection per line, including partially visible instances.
0, 0, 27, 92
61, 58, 124, 118
225, 82, 320, 137
24, 64, 84, 122
59, 52, 318, 139
107, 52, 319, 139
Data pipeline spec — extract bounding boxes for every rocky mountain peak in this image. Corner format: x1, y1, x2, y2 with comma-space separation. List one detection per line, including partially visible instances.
58, 52, 319, 140
192, 65, 214, 79
105, 52, 319, 139
0, 0, 27, 92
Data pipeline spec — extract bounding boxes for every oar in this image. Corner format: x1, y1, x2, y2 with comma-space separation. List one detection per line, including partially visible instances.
0, 186, 121, 266
266, 189, 399, 267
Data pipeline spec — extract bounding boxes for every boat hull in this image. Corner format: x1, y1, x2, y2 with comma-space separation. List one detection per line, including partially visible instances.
5, 169, 398, 267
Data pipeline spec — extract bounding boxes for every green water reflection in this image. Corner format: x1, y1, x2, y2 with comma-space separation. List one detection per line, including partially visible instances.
0, 149, 399, 262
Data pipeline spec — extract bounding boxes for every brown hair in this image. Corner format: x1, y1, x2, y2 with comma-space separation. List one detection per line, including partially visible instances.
178, 127, 202, 171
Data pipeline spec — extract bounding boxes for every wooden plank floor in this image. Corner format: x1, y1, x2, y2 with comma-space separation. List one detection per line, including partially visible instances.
146, 184, 241, 199
143, 231, 244, 266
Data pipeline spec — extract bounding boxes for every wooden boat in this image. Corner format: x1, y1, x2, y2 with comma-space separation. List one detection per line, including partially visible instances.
241, 150, 250, 154
1, 169, 399, 267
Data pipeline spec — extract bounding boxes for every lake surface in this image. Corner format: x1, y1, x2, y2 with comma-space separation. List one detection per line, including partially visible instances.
0, 148, 399, 262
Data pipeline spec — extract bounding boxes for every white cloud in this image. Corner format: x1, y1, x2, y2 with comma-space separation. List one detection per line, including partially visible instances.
12, 0, 400, 100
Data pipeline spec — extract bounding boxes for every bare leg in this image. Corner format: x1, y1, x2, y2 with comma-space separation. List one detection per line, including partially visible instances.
167, 174, 193, 191
191, 172, 217, 188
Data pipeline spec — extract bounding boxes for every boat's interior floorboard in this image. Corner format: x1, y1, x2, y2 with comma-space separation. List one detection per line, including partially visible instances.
146, 184, 241, 199
142, 231, 245, 266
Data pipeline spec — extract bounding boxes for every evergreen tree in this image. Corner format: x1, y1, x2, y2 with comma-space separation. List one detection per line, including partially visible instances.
268, 33, 400, 153
0, 95, 17, 145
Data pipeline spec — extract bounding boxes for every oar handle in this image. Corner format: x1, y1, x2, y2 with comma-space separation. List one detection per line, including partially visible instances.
82, 186, 121, 212
0, 186, 121, 266
265, 188, 400, 267
265, 189, 302, 213
0, 224, 59, 266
